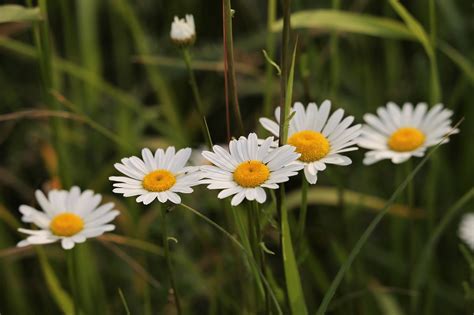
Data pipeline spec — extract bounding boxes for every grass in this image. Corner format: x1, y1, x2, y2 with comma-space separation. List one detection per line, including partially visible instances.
0, 1, 472, 314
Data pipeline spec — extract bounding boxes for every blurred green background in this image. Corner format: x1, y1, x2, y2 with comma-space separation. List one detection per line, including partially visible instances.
0, 0, 473, 314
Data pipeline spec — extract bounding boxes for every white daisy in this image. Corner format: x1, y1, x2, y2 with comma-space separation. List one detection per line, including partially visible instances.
259, 100, 362, 184
459, 213, 474, 251
17, 187, 119, 250
170, 14, 196, 46
200, 133, 303, 206
358, 102, 458, 165
110, 147, 202, 205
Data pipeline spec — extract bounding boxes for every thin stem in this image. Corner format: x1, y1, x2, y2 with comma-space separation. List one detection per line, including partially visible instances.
260, 0, 277, 131
297, 176, 309, 243
223, 0, 245, 135
182, 49, 213, 149
406, 160, 418, 268
160, 205, 182, 315
252, 201, 270, 315
247, 204, 258, 259
278, 0, 292, 145
180, 203, 283, 314
330, 0, 341, 100
67, 249, 79, 315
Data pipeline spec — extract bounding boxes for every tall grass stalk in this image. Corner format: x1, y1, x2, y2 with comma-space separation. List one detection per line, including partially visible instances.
329, 0, 341, 100
160, 205, 182, 315
28, 0, 71, 187
181, 48, 213, 148
261, 0, 277, 129
297, 177, 309, 244
315, 125, 461, 315
180, 203, 283, 314
67, 250, 79, 315
223, 0, 245, 135
410, 187, 474, 311
113, 0, 186, 145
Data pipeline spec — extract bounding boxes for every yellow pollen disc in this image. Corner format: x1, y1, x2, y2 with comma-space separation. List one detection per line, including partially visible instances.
287, 130, 330, 162
50, 213, 84, 237
233, 160, 270, 188
142, 169, 176, 192
388, 127, 425, 152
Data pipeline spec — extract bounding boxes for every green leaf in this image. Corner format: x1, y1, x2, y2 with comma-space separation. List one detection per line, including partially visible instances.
272, 10, 415, 40
0, 5, 41, 24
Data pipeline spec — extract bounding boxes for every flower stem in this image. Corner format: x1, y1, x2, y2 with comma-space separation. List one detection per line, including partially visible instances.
252, 201, 270, 315
182, 48, 213, 149
160, 205, 182, 315
297, 176, 309, 243
67, 249, 79, 315
260, 0, 277, 132
223, 0, 245, 136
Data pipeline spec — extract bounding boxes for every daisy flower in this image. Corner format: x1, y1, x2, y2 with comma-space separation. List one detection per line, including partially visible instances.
358, 102, 458, 165
459, 213, 474, 251
110, 147, 202, 205
259, 101, 362, 184
170, 14, 196, 46
200, 133, 303, 206
17, 187, 119, 250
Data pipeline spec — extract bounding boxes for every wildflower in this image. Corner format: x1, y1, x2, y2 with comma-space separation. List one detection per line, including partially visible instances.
170, 14, 196, 46
459, 213, 474, 251
358, 102, 458, 165
110, 147, 202, 205
200, 133, 303, 206
17, 187, 119, 250
259, 101, 361, 184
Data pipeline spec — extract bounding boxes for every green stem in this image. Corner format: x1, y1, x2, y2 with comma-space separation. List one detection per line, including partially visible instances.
329, 0, 341, 100
251, 201, 270, 313
297, 177, 309, 243
67, 249, 79, 315
406, 160, 416, 261
182, 49, 213, 149
260, 0, 277, 130
160, 206, 182, 315
223, 0, 245, 135
180, 203, 283, 314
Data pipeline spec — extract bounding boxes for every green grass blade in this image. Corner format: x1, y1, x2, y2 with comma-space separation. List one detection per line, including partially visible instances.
315, 127, 460, 315
438, 41, 474, 84
272, 10, 415, 40
411, 188, 474, 308
118, 288, 131, 315
36, 247, 74, 314
388, 0, 441, 103
278, 37, 308, 314
0, 4, 41, 23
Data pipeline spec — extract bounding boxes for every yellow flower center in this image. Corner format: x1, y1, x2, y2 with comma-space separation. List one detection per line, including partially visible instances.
287, 130, 330, 162
388, 127, 425, 152
233, 160, 270, 188
50, 213, 84, 237
142, 169, 176, 192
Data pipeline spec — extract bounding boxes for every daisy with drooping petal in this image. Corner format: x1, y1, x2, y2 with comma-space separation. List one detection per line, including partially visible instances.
459, 213, 474, 251
259, 100, 362, 184
17, 187, 119, 250
358, 102, 458, 165
110, 147, 202, 205
200, 133, 303, 206
170, 14, 196, 46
